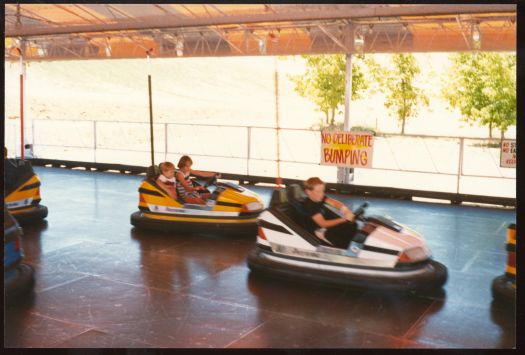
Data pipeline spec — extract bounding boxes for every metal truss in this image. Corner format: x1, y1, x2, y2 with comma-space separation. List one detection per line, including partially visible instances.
4, 13, 516, 61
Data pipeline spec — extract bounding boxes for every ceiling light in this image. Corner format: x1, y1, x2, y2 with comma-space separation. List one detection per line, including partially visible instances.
472, 22, 481, 49
258, 38, 267, 54
176, 36, 184, 57
354, 27, 365, 53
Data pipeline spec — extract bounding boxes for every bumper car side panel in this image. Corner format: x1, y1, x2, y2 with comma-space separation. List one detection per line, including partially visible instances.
247, 246, 447, 292
491, 275, 516, 305
9, 205, 48, 224
131, 211, 258, 235
4, 263, 35, 299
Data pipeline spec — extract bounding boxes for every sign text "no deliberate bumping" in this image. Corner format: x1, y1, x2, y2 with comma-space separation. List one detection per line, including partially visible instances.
320, 131, 374, 168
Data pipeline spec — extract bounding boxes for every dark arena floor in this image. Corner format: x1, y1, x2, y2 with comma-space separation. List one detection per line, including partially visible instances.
5, 167, 516, 348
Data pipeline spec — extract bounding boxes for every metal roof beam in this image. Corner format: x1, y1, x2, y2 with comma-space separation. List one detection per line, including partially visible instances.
318, 25, 348, 52
209, 27, 244, 54
455, 16, 472, 50
6, 4, 516, 37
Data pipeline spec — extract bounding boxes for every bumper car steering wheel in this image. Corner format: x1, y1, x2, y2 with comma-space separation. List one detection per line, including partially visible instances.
204, 175, 218, 188
352, 202, 369, 221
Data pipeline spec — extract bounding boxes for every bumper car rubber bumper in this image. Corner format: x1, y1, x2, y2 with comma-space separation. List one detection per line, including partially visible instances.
491, 275, 515, 305
9, 205, 48, 225
247, 246, 448, 292
4, 263, 35, 300
130, 211, 258, 235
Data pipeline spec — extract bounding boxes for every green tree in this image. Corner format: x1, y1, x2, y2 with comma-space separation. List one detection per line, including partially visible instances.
289, 54, 368, 127
444, 52, 516, 139
377, 53, 429, 135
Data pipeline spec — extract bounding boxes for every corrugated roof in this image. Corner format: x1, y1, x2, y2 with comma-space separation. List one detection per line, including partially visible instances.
4, 4, 516, 61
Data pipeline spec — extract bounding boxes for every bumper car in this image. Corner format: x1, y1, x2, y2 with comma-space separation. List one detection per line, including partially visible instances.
130, 166, 264, 235
492, 224, 516, 305
247, 185, 448, 292
4, 207, 35, 299
4, 158, 48, 225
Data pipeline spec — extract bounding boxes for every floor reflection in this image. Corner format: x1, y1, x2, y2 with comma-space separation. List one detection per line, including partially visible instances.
130, 227, 251, 293
130, 227, 191, 292
244, 272, 445, 347
490, 300, 516, 348
18, 220, 48, 266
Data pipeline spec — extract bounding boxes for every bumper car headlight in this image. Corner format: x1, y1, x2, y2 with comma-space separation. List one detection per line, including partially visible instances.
399, 247, 430, 263
242, 201, 263, 212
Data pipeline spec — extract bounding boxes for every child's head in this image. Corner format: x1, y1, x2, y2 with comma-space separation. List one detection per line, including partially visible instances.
177, 155, 193, 173
304, 177, 325, 202
159, 161, 176, 179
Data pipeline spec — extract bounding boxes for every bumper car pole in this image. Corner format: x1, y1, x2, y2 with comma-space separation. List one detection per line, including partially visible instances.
147, 49, 155, 166
343, 53, 353, 183
17, 46, 25, 160
274, 57, 282, 189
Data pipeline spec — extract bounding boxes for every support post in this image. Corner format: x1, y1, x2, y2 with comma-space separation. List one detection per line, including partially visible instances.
93, 121, 97, 162
19, 47, 25, 160
456, 138, 464, 194
31, 119, 35, 154
274, 57, 282, 188
247, 126, 251, 176
164, 123, 168, 162
338, 52, 353, 184
147, 51, 155, 166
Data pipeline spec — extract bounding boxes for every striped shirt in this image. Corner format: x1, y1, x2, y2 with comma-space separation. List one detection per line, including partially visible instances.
176, 170, 199, 199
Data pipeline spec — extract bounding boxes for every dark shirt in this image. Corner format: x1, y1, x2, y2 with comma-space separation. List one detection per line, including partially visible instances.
301, 196, 327, 234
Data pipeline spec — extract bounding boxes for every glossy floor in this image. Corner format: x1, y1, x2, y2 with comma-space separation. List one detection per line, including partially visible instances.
4, 167, 516, 348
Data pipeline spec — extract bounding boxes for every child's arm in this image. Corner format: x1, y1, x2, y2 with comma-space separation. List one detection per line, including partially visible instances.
311, 213, 347, 228
176, 171, 197, 192
190, 169, 218, 178
156, 179, 178, 201
165, 186, 178, 201
324, 196, 344, 210
325, 197, 355, 221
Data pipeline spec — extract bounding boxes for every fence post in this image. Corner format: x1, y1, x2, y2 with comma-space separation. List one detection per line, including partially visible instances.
456, 137, 464, 194
246, 126, 251, 176
164, 123, 168, 162
31, 119, 35, 152
93, 121, 97, 163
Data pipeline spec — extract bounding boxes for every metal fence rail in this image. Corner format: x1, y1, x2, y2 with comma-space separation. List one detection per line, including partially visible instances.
4, 118, 516, 198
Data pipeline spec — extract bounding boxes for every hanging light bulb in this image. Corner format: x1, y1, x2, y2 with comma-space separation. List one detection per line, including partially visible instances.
36, 42, 45, 57
176, 36, 184, 57
472, 26, 480, 42
354, 27, 364, 53
269, 30, 279, 44
258, 38, 267, 54
105, 37, 111, 57
472, 22, 481, 49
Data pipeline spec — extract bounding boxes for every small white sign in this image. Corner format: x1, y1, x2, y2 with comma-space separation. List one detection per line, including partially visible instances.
500, 139, 516, 168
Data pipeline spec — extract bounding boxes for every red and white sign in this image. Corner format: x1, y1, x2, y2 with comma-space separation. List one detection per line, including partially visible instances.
500, 139, 516, 168
320, 131, 373, 168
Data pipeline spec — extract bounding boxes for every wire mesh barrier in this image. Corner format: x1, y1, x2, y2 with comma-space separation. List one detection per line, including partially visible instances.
4, 119, 516, 198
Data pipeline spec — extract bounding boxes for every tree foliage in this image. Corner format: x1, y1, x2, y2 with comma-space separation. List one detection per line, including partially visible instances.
289, 54, 369, 127
444, 52, 516, 138
372, 53, 428, 135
